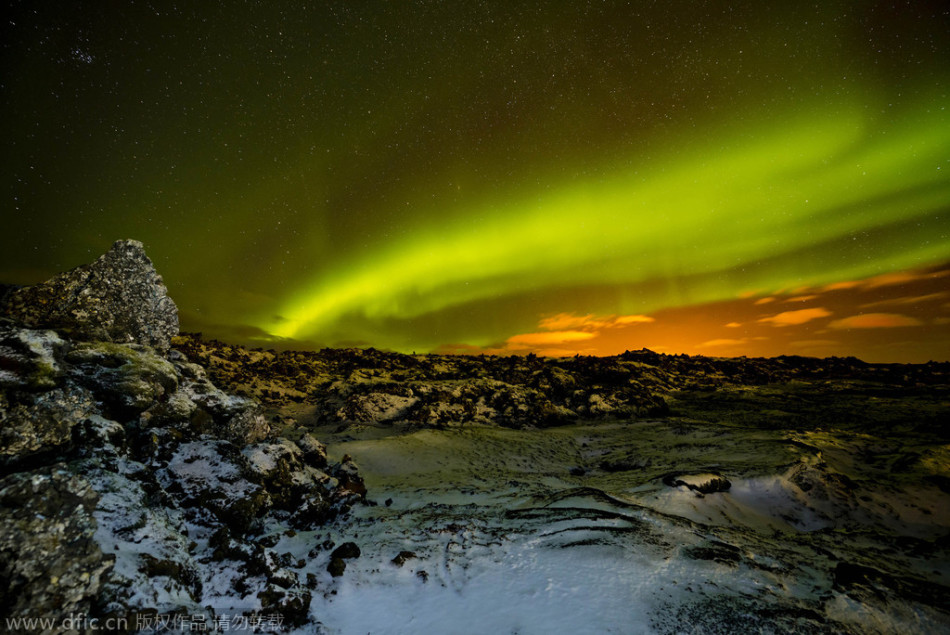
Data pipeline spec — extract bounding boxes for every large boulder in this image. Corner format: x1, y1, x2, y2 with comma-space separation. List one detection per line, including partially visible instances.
0, 240, 178, 351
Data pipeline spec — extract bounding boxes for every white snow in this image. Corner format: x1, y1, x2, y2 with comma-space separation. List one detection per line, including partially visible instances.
280, 420, 950, 634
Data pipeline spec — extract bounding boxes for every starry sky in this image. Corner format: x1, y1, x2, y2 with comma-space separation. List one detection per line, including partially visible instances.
2, 1, 949, 362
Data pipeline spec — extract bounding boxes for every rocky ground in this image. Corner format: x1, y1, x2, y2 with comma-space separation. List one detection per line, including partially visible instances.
173, 332, 947, 437
174, 334, 950, 634
0, 242, 364, 633
2, 240, 948, 633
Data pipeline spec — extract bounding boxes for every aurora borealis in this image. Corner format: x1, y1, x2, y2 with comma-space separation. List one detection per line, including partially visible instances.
2, 1, 949, 361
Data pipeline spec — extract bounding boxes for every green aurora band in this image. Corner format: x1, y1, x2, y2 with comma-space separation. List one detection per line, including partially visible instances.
3, 2, 949, 356
269, 94, 950, 347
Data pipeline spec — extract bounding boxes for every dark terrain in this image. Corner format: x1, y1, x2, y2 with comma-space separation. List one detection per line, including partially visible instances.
1, 241, 948, 633
174, 335, 950, 634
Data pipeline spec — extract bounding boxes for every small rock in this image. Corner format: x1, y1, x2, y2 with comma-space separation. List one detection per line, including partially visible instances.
330, 541, 361, 560
391, 551, 417, 567
327, 557, 346, 577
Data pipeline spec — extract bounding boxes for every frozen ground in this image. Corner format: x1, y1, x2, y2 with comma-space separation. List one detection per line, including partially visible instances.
275, 413, 950, 634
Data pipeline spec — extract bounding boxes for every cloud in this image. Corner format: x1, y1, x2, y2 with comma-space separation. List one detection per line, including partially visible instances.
862, 270, 948, 289
725, 322, 742, 328
537, 312, 654, 332
757, 307, 832, 327
612, 314, 656, 325
506, 330, 597, 348
754, 297, 775, 305
785, 295, 818, 303
823, 269, 950, 293
860, 292, 949, 309
828, 313, 923, 329
698, 338, 748, 348
822, 280, 862, 291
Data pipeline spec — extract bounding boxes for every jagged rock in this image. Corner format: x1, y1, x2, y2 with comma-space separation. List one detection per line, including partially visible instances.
338, 391, 419, 423
139, 390, 197, 429
175, 360, 255, 420
76, 414, 128, 458
0, 245, 355, 632
82, 464, 202, 617
257, 585, 312, 627
0, 385, 97, 469
241, 438, 331, 513
330, 541, 361, 560
0, 466, 114, 624
221, 407, 272, 445
169, 334, 683, 429
663, 473, 732, 494
391, 550, 416, 567
66, 341, 178, 417
159, 440, 271, 534
173, 359, 271, 442
331, 455, 366, 499
0, 240, 178, 351
295, 432, 329, 469
0, 323, 65, 390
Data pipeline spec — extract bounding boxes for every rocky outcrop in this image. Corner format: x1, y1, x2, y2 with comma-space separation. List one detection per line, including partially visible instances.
0, 240, 178, 351
172, 338, 674, 429
0, 242, 363, 631
174, 335, 950, 433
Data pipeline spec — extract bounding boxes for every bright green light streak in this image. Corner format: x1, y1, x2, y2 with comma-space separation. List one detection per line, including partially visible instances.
270, 98, 950, 342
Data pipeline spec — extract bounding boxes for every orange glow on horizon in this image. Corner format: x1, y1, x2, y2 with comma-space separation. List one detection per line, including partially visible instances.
453, 263, 950, 363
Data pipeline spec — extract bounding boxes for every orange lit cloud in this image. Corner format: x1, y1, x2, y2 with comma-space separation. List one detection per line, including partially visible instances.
502, 312, 655, 353
864, 271, 938, 289
757, 307, 832, 327
824, 269, 950, 292
506, 330, 597, 349
828, 313, 923, 329
537, 312, 654, 331
612, 314, 656, 325
860, 292, 949, 309
823, 280, 862, 291
698, 338, 748, 348
448, 262, 950, 362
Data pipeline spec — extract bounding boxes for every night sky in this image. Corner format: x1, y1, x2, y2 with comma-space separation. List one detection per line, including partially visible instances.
2, 1, 949, 362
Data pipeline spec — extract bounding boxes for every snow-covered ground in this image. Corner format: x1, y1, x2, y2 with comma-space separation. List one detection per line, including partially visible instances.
280, 420, 950, 634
